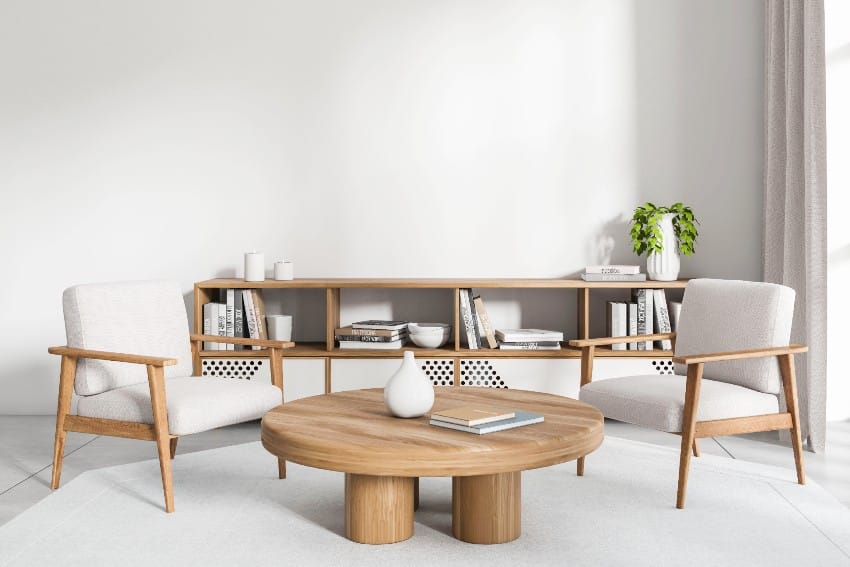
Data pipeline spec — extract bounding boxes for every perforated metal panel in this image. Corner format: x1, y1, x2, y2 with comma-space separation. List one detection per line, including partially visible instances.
201, 358, 269, 380
459, 360, 507, 388
651, 359, 675, 375
418, 359, 455, 386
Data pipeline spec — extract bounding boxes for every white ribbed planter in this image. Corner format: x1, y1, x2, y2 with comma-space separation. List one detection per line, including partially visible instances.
646, 213, 681, 281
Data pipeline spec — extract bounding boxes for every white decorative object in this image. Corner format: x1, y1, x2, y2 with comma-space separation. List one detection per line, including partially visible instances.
407, 322, 451, 348
273, 261, 294, 281
646, 213, 680, 281
244, 252, 265, 282
384, 351, 434, 418
267, 315, 293, 341
669, 301, 683, 331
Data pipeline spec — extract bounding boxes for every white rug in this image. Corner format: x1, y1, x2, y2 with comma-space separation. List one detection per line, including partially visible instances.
2, 437, 849, 567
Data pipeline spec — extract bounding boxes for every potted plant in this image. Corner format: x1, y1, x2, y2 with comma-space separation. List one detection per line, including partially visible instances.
630, 202, 699, 281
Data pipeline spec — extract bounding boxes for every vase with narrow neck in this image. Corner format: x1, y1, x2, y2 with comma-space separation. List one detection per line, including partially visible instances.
646, 213, 681, 281
384, 351, 435, 418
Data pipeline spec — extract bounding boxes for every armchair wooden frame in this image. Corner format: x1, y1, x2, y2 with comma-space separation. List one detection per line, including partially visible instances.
48, 334, 294, 513
569, 332, 808, 509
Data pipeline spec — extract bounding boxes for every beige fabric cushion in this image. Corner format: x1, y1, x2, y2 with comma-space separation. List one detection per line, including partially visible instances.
579, 375, 779, 433
76, 377, 283, 436
63, 281, 194, 396
674, 279, 795, 395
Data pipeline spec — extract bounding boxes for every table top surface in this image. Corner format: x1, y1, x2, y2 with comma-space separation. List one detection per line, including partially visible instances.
261, 387, 604, 477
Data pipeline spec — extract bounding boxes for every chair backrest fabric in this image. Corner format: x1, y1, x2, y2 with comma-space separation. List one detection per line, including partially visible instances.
63, 281, 194, 396
674, 279, 795, 395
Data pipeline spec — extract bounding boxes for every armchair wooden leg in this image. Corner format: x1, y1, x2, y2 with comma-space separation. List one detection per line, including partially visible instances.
278, 458, 287, 480
677, 363, 703, 509
576, 345, 594, 479
576, 457, 585, 477
692, 439, 700, 458
169, 437, 178, 460
147, 365, 174, 513
779, 354, 806, 485
51, 355, 76, 490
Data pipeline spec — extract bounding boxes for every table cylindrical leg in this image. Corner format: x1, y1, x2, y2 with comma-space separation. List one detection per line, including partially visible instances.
345, 473, 414, 544
452, 471, 521, 544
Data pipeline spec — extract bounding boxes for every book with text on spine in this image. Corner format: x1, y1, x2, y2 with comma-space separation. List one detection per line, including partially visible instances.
335, 333, 409, 343
584, 265, 641, 275
429, 411, 544, 434
473, 296, 498, 349
581, 273, 647, 282
337, 339, 407, 349
499, 342, 561, 350
336, 326, 404, 337
219, 289, 235, 351
496, 329, 564, 343
459, 289, 478, 349
653, 289, 673, 350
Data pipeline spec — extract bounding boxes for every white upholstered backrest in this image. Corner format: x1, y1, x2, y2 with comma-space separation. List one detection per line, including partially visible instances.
63, 281, 194, 396
674, 279, 795, 394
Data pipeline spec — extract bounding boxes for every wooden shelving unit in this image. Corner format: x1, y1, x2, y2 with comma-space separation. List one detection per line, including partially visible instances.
193, 277, 688, 389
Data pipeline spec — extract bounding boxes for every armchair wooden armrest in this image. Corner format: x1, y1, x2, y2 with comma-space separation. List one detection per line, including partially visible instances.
569, 333, 676, 348
189, 334, 295, 349
47, 346, 178, 367
672, 344, 807, 365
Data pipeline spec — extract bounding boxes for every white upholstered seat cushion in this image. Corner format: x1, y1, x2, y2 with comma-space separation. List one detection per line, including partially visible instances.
76, 377, 283, 436
579, 375, 779, 433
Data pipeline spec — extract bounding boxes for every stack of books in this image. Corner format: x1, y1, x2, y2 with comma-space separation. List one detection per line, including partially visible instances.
581, 265, 646, 282
429, 406, 544, 434
336, 320, 409, 349
606, 289, 673, 351
495, 329, 563, 350
203, 289, 268, 351
458, 289, 498, 349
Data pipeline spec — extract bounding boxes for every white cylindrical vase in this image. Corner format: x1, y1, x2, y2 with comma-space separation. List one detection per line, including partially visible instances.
646, 213, 681, 281
244, 252, 265, 282
273, 261, 294, 281
384, 351, 434, 418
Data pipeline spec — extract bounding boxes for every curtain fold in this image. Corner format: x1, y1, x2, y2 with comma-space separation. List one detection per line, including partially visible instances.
764, 0, 827, 452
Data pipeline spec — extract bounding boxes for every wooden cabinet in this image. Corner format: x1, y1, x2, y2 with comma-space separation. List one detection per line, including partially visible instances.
193, 277, 687, 393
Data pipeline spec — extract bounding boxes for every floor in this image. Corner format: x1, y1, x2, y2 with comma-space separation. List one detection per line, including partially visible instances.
2, 416, 849, 527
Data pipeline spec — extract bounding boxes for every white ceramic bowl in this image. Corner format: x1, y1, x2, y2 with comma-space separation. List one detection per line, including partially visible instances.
409, 331, 450, 348
408, 322, 451, 335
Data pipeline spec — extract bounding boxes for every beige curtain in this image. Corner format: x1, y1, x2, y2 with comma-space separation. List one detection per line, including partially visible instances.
764, 0, 827, 452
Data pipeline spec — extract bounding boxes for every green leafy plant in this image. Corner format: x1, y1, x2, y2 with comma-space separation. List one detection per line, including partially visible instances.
630, 202, 699, 257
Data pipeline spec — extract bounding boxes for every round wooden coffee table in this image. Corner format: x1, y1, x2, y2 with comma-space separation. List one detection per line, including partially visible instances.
261, 387, 603, 545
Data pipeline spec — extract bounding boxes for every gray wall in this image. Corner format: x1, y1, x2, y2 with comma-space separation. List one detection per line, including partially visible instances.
0, 0, 764, 413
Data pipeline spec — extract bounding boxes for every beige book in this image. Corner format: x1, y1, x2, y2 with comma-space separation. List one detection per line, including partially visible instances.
430, 406, 516, 426
251, 289, 268, 340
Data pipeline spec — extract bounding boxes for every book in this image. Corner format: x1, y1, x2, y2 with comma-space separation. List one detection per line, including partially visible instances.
335, 326, 404, 338
495, 329, 564, 342
653, 289, 673, 350
669, 301, 683, 331
216, 302, 226, 349
233, 289, 245, 348
467, 289, 483, 349
631, 289, 654, 351
251, 290, 268, 341
351, 320, 409, 331
335, 333, 408, 343
203, 302, 215, 350
220, 289, 235, 351
628, 302, 638, 350
607, 301, 627, 351
499, 343, 561, 350
459, 289, 478, 349
581, 273, 647, 282
337, 339, 407, 349
243, 290, 260, 350
584, 265, 641, 275
472, 296, 498, 349
430, 406, 515, 426
429, 411, 544, 434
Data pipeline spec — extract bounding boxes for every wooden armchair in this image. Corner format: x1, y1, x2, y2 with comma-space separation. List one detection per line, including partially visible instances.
48, 281, 293, 513
569, 279, 807, 509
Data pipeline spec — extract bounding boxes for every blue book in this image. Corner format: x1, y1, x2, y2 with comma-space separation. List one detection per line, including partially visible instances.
429, 411, 544, 434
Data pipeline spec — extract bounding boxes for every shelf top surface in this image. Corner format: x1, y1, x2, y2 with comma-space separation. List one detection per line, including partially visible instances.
196, 277, 690, 289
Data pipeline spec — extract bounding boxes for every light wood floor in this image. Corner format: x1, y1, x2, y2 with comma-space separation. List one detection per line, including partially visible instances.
2, 416, 849, 526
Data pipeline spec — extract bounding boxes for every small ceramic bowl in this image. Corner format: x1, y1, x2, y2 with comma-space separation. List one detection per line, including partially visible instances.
408, 322, 451, 335
409, 331, 450, 348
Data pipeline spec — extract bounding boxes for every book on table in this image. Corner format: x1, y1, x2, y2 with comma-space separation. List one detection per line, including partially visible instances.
430, 406, 516, 426
335, 333, 408, 343
581, 273, 647, 282
584, 265, 641, 275
351, 320, 409, 331
335, 326, 404, 337
429, 411, 544, 434
498, 342, 561, 350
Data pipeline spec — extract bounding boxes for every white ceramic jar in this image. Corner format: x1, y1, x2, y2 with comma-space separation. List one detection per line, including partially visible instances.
384, 351, 435, 418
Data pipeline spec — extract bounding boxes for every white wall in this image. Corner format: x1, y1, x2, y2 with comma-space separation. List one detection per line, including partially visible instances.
826, 0, 850, 420
0, 0, 764, 414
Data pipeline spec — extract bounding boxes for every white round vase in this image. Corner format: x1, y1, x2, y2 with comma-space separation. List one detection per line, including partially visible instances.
646, 213, 681, 281
384, 351, 435, 418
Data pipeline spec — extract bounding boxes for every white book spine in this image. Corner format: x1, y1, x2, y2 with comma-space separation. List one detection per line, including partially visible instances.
225, 289, 235, 351
644, 289, 654, 351
243, 290, 260, 351
628, 303, 638, 351
216, 303, 226, 351
613, 302, 627, 351
653, 289, 673, 350
459, 289, 478, 349
203, 303, 214, 351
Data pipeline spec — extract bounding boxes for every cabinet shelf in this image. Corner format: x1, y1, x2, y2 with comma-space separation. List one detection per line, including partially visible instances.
193, 277, 686, 389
